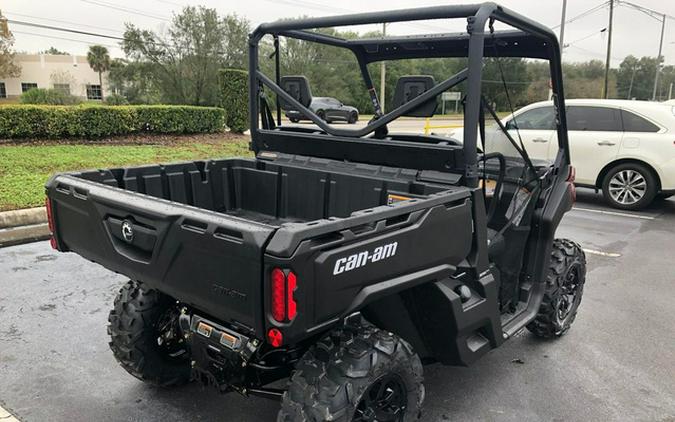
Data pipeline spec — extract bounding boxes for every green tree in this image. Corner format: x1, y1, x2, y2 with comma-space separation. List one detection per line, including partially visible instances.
40, 46, 69, 55
87, 45, 111, 100
122, 6, 250, 106
0, 18, 20, 78
616, 55, 660, 100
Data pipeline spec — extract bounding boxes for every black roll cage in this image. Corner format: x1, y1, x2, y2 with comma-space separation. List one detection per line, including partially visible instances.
248, 2, 570, 188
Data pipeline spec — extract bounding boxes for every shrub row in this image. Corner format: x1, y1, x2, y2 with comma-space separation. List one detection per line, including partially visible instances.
0, 105, 225, 139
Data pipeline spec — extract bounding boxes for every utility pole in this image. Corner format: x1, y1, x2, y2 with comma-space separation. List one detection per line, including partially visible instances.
651, 14, 666, 101
669, 82, 673, 101
627, 65, 637, 99
559, 0, 568, 57
603, 0, 614, 99
380, 23, 387, 113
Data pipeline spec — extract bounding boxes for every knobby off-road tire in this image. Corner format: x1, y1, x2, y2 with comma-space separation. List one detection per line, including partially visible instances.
278, 321, 424, 422
108, 280, 191, 387
527, 239, 586, 339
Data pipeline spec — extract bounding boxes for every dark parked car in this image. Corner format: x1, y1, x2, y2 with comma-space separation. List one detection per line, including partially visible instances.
286, 96, 359, 123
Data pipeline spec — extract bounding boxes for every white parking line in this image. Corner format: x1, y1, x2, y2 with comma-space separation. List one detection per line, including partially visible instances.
0, 405, 20, 422
572, 207, 655, 220
583, 248, 621, 258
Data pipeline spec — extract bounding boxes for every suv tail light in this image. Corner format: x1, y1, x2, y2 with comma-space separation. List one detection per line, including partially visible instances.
566, 166, 577, 202
45, 197, 57, 250
270, 268, 298, 323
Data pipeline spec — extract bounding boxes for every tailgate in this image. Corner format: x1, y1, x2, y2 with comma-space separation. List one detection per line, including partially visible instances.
46, 175, 275, 334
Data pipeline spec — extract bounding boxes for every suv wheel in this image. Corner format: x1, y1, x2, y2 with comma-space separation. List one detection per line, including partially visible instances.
602, 163, 657, 210
348, 111, 358, 124
278, 320, 424, 422
527, 239, 586, 339
108, 280, 191, 387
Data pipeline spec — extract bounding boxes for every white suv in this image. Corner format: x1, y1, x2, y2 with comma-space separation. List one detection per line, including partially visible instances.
496, 99, 675, 210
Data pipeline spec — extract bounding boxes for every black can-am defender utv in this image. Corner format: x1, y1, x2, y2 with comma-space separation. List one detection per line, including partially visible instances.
45, 3, 586, 420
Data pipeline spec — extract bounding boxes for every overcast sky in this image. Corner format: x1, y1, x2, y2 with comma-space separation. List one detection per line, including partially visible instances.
3, 0, 675, 66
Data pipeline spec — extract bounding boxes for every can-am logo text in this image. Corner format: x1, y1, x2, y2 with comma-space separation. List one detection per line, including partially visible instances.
333, 242, 398, 275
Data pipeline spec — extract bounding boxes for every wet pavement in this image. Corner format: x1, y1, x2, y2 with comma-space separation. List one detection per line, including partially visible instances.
0, 191, 674, 421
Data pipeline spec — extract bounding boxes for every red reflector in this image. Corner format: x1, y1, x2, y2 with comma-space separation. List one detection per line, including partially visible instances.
287, 271, 297, 320
567, 165, 576, 183
45, 197, 55, 233
267, 328, 283, 347
45, 198, 57, 250
270, 268, 286, 322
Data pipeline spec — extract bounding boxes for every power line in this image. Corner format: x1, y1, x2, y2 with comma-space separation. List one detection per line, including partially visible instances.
4, 11, 124, 35
11, 30, 120, 49
78, 0, 170, 21
564, 28, 607, 48
552, 1, 610, 30
8, 19, 125, 41
616, 0, 675, 21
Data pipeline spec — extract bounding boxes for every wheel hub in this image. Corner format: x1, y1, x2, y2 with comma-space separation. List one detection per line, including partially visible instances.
608, 170, 646, 205
353, 374, 408, 422
557, 266, 581, 322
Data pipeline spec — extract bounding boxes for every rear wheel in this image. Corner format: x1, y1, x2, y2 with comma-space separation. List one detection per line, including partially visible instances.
527, 239, 586, 338
108, 280, 191, 387
289, 118, 299, 123
348, 111, 359, 124
602, 163, 657, 210
317, 110, 326, 121
278, 320, 424, 422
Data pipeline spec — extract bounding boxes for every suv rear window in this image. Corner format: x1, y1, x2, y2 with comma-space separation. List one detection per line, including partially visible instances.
567, 106, 621, 131
621, 110, 660, 133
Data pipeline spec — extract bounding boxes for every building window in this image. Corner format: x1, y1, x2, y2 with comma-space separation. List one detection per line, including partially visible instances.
86, 84, 102, 100
0, 82, 6, 98
21, 83, 38, 93
53, 83, 70, 95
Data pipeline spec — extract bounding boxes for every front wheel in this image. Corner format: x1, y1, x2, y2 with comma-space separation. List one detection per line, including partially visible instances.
348, 111, 359, 124
108, 280, 191, 387
278, 321, 424, 422
602, 163, 657, 210
527, 239, 586, 338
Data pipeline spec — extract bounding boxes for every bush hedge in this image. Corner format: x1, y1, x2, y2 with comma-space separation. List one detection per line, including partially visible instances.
219, 69, 249, 134
20, 88, 81, 105
0, 105, 225, 139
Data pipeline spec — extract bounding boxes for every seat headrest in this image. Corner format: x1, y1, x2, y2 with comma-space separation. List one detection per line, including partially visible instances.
392, 75, 437, 117
279, 75, 312, 110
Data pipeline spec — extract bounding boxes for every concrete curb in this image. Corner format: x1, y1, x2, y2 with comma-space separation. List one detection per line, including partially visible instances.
0, 207, 49, 248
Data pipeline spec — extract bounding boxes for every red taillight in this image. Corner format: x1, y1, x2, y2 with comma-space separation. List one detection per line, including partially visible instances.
566, 165, 576, 183
45, 197, 57, 250
566, 166, 577, 203
270, 267, 298, 323
287, 271, 297, 320
45, 197, 55, 233
267, 328, 283, 348
270, 268, 286, 322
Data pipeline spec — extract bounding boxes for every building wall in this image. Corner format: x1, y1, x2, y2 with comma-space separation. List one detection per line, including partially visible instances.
0, 54, 109, 100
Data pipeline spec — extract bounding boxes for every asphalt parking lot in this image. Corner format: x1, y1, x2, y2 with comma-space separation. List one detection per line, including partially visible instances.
1, 191, 674, 422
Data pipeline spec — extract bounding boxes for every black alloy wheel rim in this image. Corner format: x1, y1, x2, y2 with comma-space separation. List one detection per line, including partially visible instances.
556, 264, 582, 323
353, 374, 408, 422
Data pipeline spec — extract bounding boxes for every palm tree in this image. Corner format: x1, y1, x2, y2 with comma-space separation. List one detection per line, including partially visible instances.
87, 45, 111, 100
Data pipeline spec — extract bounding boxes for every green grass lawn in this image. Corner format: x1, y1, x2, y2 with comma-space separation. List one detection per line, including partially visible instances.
0, 138, 251, 211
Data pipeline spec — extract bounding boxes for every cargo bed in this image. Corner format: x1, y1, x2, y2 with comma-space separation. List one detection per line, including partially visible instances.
46, 154, 471, 335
